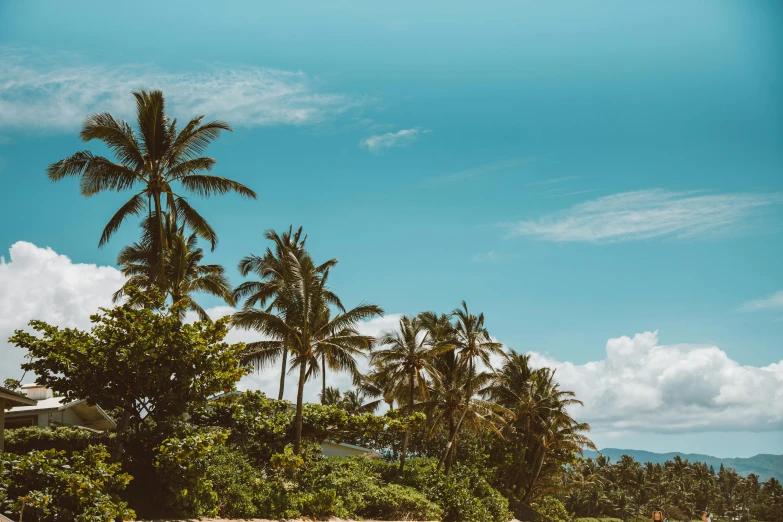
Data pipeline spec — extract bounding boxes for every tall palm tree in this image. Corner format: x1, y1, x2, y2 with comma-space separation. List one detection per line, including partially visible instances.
232, 243, 383, 453
113, 212, 234, 320
372, 316, 437, 471
233, 227, 327, 400
47, 90, 256, 282
438, 301, 504, 470
423, 349, 501, 474
488, 359, 593, 502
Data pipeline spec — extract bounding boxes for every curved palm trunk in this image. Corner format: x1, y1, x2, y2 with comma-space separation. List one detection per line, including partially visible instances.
294, 361, 307, 454
399, 372, 415, 472
278, 348, 287, 401
522, 442, 547, 503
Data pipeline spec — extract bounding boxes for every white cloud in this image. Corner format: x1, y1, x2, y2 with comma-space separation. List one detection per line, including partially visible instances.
741, 290, 783, 312
360, 127, 429, 153
471, 250, 521, 262
0, 48, 360, 130
422, 157, 529, 185
527, 331, 783, 434
507, 189, 782, 243
0, 242, 126, 380
0, 241, 401, 406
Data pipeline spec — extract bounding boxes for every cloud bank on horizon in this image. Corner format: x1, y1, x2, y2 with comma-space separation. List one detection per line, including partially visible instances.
0, 48, 361, 129
507, 189, 782, 243
2, 241, 781, 437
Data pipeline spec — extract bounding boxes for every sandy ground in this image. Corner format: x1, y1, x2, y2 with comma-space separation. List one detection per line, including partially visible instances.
144, 519, 523, 522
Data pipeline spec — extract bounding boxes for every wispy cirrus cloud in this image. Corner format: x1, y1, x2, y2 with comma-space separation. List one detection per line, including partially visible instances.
741, 290, 783, 312
0, 47, 361, 130
506, 189, 782, 243
421, 157, 529, 186
360, 127, 429, 153
471, 250, 522, 262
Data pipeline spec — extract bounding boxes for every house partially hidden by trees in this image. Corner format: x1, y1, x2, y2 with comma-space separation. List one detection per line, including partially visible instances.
3, 384, 115, 432
0, 385, 36, 453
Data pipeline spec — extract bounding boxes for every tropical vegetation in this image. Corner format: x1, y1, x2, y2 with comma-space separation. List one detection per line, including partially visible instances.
1, 90, 779, 521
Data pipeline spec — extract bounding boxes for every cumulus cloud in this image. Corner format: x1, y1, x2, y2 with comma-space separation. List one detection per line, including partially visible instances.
527, 331, 783, 435
360, 127, 429, 153
506, 189, 782, 243
0, 241, 403, 405
0, 48, 360, 130
741, 290, 783, 312
0, 242, 126, 380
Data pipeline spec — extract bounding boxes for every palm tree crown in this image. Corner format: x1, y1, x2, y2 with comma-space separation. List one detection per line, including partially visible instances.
48, 89, 256, 282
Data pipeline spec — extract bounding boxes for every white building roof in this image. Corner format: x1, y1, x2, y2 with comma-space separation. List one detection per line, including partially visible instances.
6, 393, 116, 430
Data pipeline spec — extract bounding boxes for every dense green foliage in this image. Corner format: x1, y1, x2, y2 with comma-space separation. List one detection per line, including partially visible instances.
3, 426, 113, 456
11, 290, 247, 428
562, 454, 783, 521
0, 446, 134, 521
6, 91, 762, 520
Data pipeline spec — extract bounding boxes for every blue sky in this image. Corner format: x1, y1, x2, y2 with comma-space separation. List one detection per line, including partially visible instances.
1, 1, 781, 457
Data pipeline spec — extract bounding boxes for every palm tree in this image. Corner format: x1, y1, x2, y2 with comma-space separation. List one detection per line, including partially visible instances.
232, 243, 383, 453
233, 226, 325, 400
423, 349, 501, 474
438, 301, 504, 470
357, 368, 399, 412
113, 212, 234, 320
320, 386, 342, 406
47, 90, 256, 283
339, 389, 380, 415
372, 315, 437, 471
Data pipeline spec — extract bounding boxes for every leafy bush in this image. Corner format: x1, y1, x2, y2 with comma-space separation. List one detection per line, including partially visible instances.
396, 457, 513, 522
573, 518, 624, 522
3, 426, 113, 455
153, 430, 229, 517
362, 483, 443, 520
205, 444, 267, 518
296, 456, 441, 520
0, 445, 134, 522
533, 496, 571, 522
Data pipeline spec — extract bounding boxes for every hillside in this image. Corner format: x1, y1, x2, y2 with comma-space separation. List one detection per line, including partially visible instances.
584, 448, 783, 482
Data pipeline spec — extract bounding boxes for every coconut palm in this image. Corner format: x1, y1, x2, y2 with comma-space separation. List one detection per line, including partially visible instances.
357, 368, 400, 412
113, 212, 234, 320
232, 244, 383, 453
320, 386, 342, 406
423, 349, 502, 474
47, 89, 256, 283
372, 315, 437, 471
438, 301, 505, 470
233, 226, 331, 400
339, 389, 380, 415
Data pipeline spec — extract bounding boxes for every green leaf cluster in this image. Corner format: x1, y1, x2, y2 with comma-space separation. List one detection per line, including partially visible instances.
0, 446, 134, 522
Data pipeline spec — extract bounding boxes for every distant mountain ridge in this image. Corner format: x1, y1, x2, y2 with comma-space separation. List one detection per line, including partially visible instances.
583, 448, 783, 482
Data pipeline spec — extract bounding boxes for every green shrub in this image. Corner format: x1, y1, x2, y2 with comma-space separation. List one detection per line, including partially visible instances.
153, 430, 228, 517
205, 444, 266, 518
0, 445, 134, 522
3, 426, 113, 455
396, 457, 513, 522
533, 496, 571, 522
363, 483, 443, 520
573, 518, 624, 522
